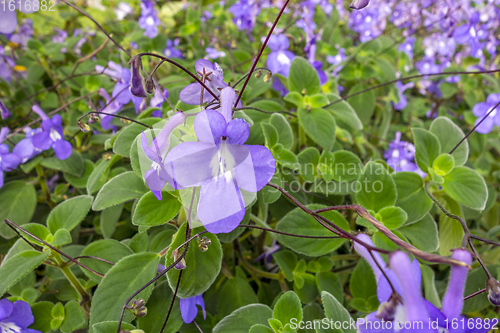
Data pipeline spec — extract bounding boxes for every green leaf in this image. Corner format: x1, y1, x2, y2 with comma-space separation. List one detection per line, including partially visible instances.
316, 272, 344, 304
433, 153, 455, 176
92, 171, 148, 211
21, 223, 53, 246
324, 93, 363, 131
218, 267, 259, 317
288, 57, 320, 95
51, 229, 72, 247
284, 91, 305, 107
272, 250, 297, 281
137, 280, 183, 333
79, 239, 133, 283
297, 147, 320, 182
0, 251, 50, 296
347, 84, 375, 125
47, 195, 93, 233
399, 214, 439, 252
270, 113, 294, 150
268, 318, 283, 332
331, 150, 362, 182
298, 107, 336, 151
249, 324, 274, 333
262, 171, 282, 204
275, 204, 349, 256
321, 291, 356, 333
92, 322, 135, 333
60, 300, 86, 333
438, 196, 465, 256
420, 265, 442, 308
261, 122, 279, 148
375, 206, 407, 230
89, 252, 159, 329
356, 161, 397, 212
213, 304, 273, 333
294, 273, 318, 303
442, 166, 488, 210
86, 155, 122, 194
305, 94, 329, 108
100, 204, 123, 239
273, 291, 303, 327
113, 118, 162, 157
0, 181, 37, 239
412, 128, 441, 171
132, 192, 181, 227
350, 259, 377, 300
166, 223, 222, 298
429, 117, 469, 166
31, 302, 55, 333
392, 172, 433, 224
64, 160, 94, 189
41, 150, 84, 176
129, 232, 149, 253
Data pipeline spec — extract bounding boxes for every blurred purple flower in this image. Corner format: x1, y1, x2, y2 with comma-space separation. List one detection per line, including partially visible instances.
130, 41, 139, 50
31, 105, 72, 160
180, 294, 206, 324
13, 127, 43, 164
0, 128, 21, 188
230, 0, 261, 32
254, 240, 280, 271
266, 34, 295, 77
472, 93, 500, 134
384, 131, 424, 175
0, 46, 16, 82
115, 2, 133, 21
73, 29, 95, 55
141, 111, 186, 200
326, 48, 346, 75
393, 81, 414, 110
52, 28, 67, 43
0, 2, 36, 34
0, 299, 40, 333
139, 0, 160, 38
453, 12, 484, 58
164, 39, 183, 59
9, 19, 34, 48
0, 99, 11, 119
205, 47, 226, 60
164, 87, 275, 233
398, 37, 415, 60
272, 78, 288, 97
179, 59, 227, 105
150, 83, 169, 110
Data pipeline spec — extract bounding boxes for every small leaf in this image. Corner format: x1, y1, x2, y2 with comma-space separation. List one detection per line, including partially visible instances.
0, 181, 37, 239
412, 128, 441, 171
51, 229, 72, 246
132, 192, 181, 227
347, 84, 375, 125
92, 171, 148, 211
392, 172, 433, 224
321, 291, 356, 333
442, 166, 488, 210
47, 195, 93, 233
273, 291, 303, 326
217, 267, 259, 317
429, 117, 468, 166
0, 251, 50, 296
298, 107, 336, 151
375, 206, 407, 230
60, 301, 86, 333
272, 250, 297, 281
284, 91, 305, 107
261, 122, 279, 148
288, 57, 320, 95
213, 304, 273, 333
433, 154, 455, 176
356, 161, 397, 212
269, 113, 294, 150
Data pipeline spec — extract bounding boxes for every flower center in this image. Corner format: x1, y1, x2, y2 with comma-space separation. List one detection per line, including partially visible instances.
277, 52, 291, 66
0, 322, 22, 333
488, 107, 497, 118
50, 128, 62, 142
146, 16, 155, 26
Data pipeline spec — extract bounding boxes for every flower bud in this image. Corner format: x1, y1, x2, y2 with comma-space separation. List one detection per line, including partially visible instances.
350, 0, 370, 9
254, 70, 263, 79
263, 71, 272, 82
89, 113, 100, 122
129, 57, 148, 98
487, 278, 500, 306
77, 121, 90, 133
145, 76, 156, 95
198, 236, 211, 252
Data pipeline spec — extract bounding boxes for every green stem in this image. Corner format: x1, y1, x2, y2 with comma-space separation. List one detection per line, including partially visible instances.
35, 164, 55, 208
52, 251, 89, 301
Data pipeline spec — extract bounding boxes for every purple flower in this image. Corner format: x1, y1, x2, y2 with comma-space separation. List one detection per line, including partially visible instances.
205, 47, 226, 60
164, 39, 183, 59
96, 88, 126, 131
164, 87, 276, 234
0, 299, 40, 333
141, 111, 186, 200
384, 132, 424, 176
398, 37, 415, 60
266, 34, 295, 77
73, 29, 95, 55
150, 84, 169, 110
254, 239, 280, 271
0, 2, 36, 34
13, 127, 43, 164
31, 105, 72, 160
0, 99, 11, 119
272, 78, 288, 97
179, 59, 227, 105
350, 0, 369, 10
355, 235, 489, 333
326, 48, 346, 75
180, 294, 206, 324
0, 46, 16, 82
130, 41, 139, 50
9, 19, 34, 48
52, 28, 67, 44
453, 12, 484, 59
115, 2, 133, 21
393, 81, 414, 110
472, 93, 500, 134
139, 0, 160, 38
230, 0, 261, 32
0, 128, 21, 188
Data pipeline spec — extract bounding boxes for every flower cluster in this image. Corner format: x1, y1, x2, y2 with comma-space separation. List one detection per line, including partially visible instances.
139, 0, 161, 38
384, 131, 424, 176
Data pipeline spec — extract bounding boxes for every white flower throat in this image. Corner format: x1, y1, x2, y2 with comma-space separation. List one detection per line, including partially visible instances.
210, 141, 237, 182
0, 322, 21, 333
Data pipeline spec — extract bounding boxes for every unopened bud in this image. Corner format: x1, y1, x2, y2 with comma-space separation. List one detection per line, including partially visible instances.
350, 0, 370, 9
145, 76, 155, 95
263, 71, 272, 82
89, 113, 100, 122
487, 278, 500, 306
128, 299, 147, 317
77, 121, 90, 133
172, 249, 186, 270
254, 70, 263, 79
198, 236, 211, 252
130, 57, 147, 98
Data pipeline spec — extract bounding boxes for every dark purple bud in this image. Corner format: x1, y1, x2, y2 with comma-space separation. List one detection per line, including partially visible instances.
350, 0, 370, 9
487, 278, 500, 306
1, 99, 11, 119
130, 57, 147, 98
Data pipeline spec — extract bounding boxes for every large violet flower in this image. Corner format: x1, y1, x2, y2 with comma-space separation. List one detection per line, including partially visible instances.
31, 105, 72, 160
355, 235, 489, 333
141, 111, 186, 200
180, 294, 206, 324
179, 59, 227, 105
472, 93, 500, 134
0, 298, 40, 333
164, 87, 276, 233
0, 2, 36, 34
0, 128, 21, 188
139, 0, 160, 38
266, 34, 295, 77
